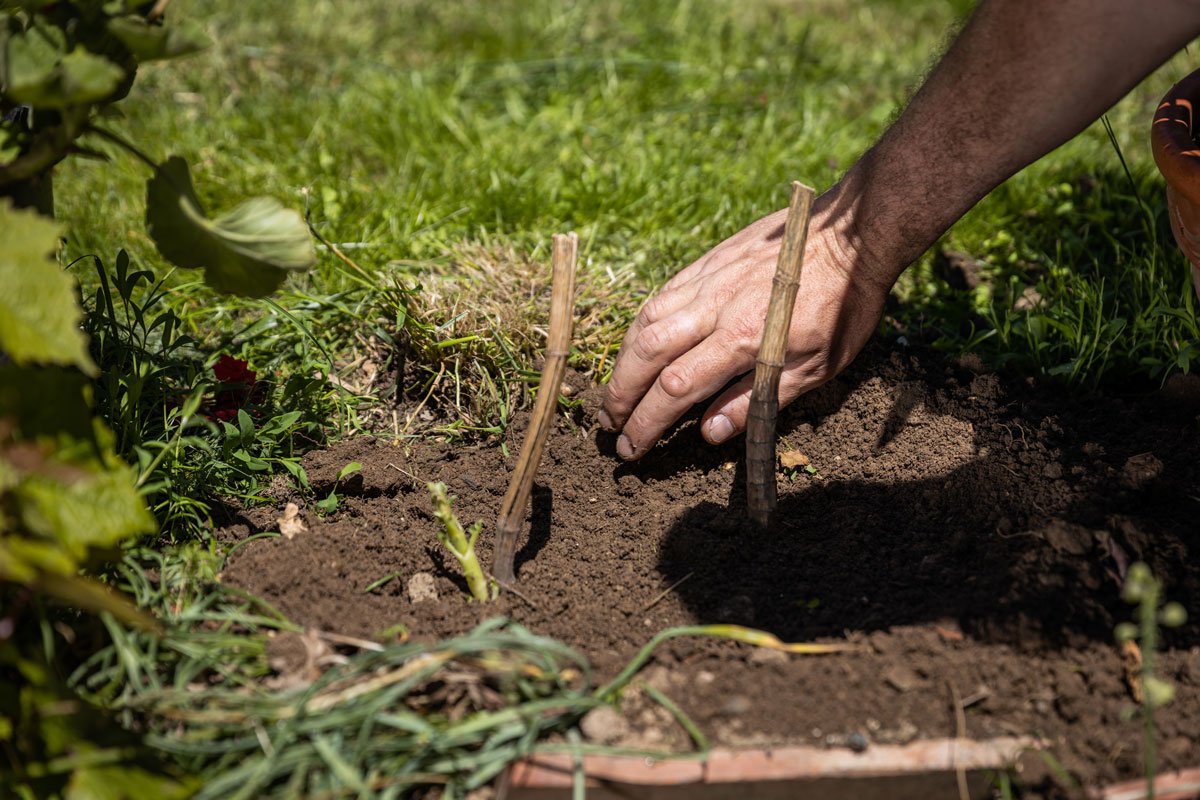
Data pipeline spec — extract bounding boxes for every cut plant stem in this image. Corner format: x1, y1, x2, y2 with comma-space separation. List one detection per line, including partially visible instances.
746, 181, 816, 526
428, 482, 492, 601
493, 233, 579, 583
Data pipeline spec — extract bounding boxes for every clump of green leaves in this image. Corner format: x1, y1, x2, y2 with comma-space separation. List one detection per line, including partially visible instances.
427, 481, 494, 602
0, 205, 155, 624
2, 1, 315, 296
1114, 561, 1188, 793
0, 198, 188, 800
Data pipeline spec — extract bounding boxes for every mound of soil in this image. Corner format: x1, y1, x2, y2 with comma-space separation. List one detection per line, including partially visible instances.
220, 344, 1200, 787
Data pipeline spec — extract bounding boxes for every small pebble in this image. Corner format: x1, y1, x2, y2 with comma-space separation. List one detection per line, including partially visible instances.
580, 706, 629, 744
847, 732, 869, 753
407, 572, 438, 604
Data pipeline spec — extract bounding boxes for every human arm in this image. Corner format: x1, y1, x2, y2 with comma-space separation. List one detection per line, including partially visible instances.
600, 0, 1200, 460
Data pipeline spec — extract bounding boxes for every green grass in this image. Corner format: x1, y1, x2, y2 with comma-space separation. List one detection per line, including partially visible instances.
55, 0, 1199, 423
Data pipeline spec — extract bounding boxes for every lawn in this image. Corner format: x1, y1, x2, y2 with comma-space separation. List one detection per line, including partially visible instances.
57, 0, 1198, 401
7, 0, 1200, 797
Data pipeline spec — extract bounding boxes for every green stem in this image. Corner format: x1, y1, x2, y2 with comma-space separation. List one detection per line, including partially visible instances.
1142, 586, 1159, 800
86, 124, 160, 171
428, 482, 491, 602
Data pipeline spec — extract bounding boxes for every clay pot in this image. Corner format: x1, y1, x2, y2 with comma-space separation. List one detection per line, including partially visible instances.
1151, 70, 1200, 303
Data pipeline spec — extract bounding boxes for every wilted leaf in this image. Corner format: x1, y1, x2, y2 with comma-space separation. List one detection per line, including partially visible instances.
107, 16, 211, 61
145, 156, 315, 297
277, 501, 308, 539
779, 449, 810, 469
0, 204, 96, 374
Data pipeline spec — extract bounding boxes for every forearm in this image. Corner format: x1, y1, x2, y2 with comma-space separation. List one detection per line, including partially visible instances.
832, 0, 1200, 281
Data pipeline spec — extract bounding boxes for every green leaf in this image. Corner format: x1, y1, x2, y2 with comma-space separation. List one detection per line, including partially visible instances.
0, 366, 94, 441
5, 24, 124, 108
145, 156, 315, 298
3, 22, 64, 99
0, 203, 96, 375
107, 16, 211, 62
67, 763, 197, 800
14, 463, 155, 559
312, 735, 370, 794
336, 461, 362, 482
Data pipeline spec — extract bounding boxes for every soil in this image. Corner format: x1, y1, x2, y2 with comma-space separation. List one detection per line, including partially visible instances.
219, 343, 1200, 789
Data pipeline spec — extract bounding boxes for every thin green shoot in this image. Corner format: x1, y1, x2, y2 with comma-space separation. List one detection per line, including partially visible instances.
427, 481, 495, 602
315, 461, 362, 514
363, 571, 404, 594
1114, 562, 1188, 800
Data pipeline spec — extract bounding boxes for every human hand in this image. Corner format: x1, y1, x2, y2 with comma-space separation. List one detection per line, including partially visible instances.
599, 189, 895, 460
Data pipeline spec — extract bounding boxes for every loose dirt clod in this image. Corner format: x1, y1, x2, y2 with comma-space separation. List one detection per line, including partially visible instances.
580, 705, 630, 744
407, 572, 438, 604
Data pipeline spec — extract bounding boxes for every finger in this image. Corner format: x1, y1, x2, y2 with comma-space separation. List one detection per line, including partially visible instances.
602, 307, 713, 433
699, 350, 832, 444
616, 287, 692, 354
617, 331, 753, 460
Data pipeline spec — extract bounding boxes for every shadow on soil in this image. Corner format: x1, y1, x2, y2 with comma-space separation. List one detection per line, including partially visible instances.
629, 348, 1200, 651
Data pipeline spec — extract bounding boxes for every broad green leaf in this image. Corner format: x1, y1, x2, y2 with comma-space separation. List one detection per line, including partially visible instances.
2, 22, 64, 99
145, 156, 315, 297
107, 16, 211, 62
0, 366, 95, 441
67, 763, 197, 800
0, 121, 21, 163
15, 464, 155, 557
6, 26, 124, 108
0, 204, 96, 375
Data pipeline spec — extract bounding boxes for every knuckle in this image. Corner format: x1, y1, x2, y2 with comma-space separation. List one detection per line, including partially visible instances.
631, 323, 667, 362
659, 362, 693, 399
603, 381, 631, 411
639, 294, 670, 326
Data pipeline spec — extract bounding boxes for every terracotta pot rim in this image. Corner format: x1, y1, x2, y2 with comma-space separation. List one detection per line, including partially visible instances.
507, 741, 1200, 799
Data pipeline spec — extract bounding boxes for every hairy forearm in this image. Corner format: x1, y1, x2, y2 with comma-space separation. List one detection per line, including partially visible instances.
833, 0, 1200, 280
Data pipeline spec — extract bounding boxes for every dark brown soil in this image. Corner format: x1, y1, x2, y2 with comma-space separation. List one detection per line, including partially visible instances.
220, 344, 1200, 788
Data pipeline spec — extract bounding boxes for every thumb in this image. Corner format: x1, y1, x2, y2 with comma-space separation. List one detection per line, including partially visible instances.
700, 357, 831, 444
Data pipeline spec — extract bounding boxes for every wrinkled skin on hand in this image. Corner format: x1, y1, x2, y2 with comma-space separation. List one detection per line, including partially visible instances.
599, 192, 893, 461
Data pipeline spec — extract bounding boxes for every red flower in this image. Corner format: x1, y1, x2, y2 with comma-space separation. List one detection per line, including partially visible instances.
207, 355, 260, 422
213, 355, 257, 385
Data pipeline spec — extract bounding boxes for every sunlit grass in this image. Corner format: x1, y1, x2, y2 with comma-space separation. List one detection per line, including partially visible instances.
56, 0, 1199, 429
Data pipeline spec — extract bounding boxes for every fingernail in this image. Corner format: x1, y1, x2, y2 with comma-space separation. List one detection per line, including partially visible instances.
706, 414, 734, 444
598, 410, 616, 431
616, 434, 635, 460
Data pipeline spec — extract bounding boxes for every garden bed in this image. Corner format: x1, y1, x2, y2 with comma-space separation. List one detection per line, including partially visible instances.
220, 343, 1200, 789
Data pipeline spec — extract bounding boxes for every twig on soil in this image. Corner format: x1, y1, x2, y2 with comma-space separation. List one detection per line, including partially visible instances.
639, 572, 694, 613
491, 574, 541, 610
746, 182, 816, 526
493, 233, 579, 584
397, 363, 446, 439
314, 629, 386, 652
948, 679, 970, 800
